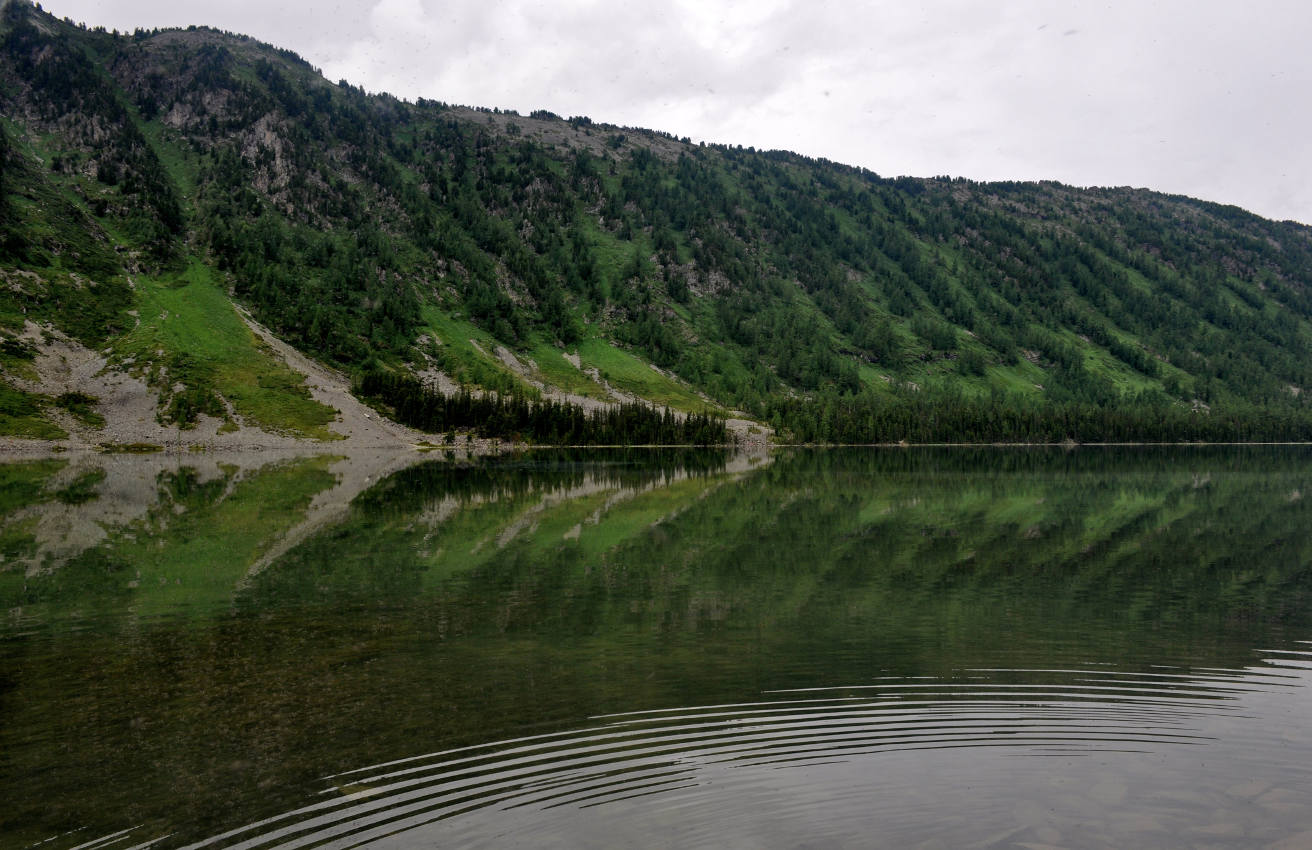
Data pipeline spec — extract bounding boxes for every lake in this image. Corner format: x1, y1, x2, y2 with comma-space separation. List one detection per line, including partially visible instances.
3, 446, 1311, 849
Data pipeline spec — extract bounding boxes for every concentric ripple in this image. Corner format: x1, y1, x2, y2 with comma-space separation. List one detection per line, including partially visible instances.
131, 658, 1312, 850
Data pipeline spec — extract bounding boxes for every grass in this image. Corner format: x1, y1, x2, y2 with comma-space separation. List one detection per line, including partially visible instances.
526, 340, 611, 400
112, 260, 339, 438
0, 336, 39, 382
408, 305, 731, 422
988, 361, 1048, 396
580, 217, 651, 298
422, 307, 536, 395
576, 338, 716, 412
425, 307, 729, 414
1060, 329, 1161, 396
1, 123, 124, 284
857, 364, 894, 391
0, 382, 66, 439
140, 120, 200, 201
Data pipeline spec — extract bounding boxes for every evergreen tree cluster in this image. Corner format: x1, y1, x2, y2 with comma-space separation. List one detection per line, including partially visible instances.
768, 390, 1312, 444
358, 370, 727, 445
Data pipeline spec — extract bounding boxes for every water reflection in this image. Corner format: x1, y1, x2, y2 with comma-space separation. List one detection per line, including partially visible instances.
193, 656, 1312, 850
3, 447, 1312, 848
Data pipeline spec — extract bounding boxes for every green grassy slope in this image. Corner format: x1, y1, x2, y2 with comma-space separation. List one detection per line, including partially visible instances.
111, 261, 338, 436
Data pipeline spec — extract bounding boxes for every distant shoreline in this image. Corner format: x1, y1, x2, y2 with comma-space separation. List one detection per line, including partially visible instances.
6, 436, 1312, 460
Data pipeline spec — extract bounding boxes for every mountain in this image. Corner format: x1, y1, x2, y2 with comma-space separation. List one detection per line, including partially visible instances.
4, 0, 1312, 445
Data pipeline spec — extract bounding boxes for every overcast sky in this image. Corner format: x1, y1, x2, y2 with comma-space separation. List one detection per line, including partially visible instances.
47, 0, 1312, 224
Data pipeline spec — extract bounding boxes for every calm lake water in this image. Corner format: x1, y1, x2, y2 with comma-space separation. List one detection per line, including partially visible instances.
3, 447, 1312, 849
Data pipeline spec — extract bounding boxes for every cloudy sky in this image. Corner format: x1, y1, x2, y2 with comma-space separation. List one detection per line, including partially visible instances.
49, 0, 1312, 224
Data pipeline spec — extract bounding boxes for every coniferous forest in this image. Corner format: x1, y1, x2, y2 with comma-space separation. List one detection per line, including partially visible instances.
4, 0, 1312, 444
357, 370, 727, 445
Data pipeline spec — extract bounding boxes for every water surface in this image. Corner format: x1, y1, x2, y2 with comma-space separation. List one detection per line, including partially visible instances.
3, 447, 1312, 848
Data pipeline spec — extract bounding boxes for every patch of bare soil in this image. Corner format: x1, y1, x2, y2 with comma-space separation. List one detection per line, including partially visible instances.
13, 320, 160, 442
724, 417, 772, 449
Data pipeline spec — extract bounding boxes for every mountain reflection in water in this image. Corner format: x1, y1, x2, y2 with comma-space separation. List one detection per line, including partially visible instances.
2, 447, 1311, 849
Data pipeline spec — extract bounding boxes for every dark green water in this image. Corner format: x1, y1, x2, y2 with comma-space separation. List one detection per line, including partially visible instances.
3, 447, 1312, 849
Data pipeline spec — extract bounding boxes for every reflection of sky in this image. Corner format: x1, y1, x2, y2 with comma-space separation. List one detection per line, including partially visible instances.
192, 656, 1312, 849
51, 0, 1312, 224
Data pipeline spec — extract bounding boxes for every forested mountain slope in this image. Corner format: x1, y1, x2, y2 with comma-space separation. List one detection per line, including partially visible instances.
3, 0, 1312, 443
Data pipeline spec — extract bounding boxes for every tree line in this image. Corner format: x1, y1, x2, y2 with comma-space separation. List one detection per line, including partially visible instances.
357, 370, 728, 445
767, 390, 1312, 444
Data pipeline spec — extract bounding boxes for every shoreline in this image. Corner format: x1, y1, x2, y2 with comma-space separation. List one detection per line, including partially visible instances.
6, 435, 1312, 460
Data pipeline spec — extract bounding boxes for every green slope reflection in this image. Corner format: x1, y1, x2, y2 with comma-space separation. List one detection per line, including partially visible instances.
3, 448, 1312, 849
